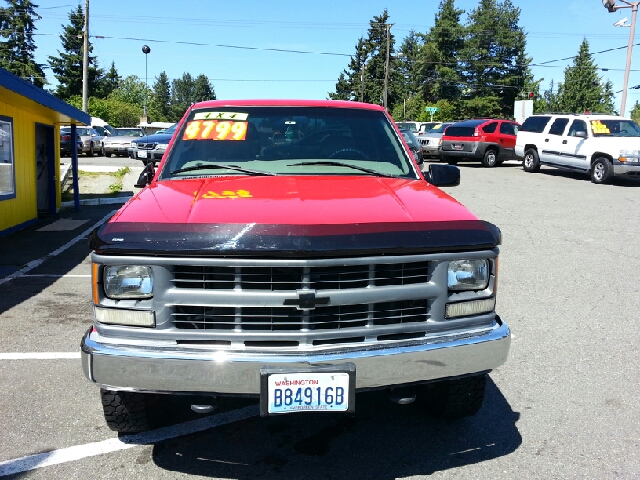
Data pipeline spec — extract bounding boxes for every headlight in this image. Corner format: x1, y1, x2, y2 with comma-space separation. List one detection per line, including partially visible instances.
155, 143, 168, 151
131, 141, 138, 147
104, 265, 153, 299
448, 259, 489, 291
619, 150, 640, 163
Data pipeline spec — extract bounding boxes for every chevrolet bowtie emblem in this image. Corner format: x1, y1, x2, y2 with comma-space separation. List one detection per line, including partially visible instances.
283, 290, 330, 311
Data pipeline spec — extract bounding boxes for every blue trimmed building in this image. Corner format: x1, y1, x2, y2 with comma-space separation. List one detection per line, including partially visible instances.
0, 67, 90, 236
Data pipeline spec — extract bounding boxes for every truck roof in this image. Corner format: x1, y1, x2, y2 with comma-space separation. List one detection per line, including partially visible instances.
190, 99, 386, 111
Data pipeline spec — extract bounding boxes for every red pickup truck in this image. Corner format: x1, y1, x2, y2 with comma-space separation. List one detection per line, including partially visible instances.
82, 100, 510, 432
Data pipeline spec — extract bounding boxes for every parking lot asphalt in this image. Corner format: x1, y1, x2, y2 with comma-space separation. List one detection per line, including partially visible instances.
1, 161, 639, 479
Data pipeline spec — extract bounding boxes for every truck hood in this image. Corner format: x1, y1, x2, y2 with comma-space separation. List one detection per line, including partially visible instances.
91, 176, 500, 257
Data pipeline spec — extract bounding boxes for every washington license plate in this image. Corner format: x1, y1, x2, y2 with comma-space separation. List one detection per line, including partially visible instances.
137, 150, 147, 159
260, 364, 355, 415
453, 143, 463, 150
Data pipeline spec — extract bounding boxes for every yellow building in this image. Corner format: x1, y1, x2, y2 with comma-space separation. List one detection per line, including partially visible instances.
0, 67, 90, 237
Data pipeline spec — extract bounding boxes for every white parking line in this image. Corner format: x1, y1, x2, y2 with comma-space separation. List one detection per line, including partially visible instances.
0, 210, 116, 286
0, 352, 80, 360
0, 405, 259, 477
21, 274, 91, 278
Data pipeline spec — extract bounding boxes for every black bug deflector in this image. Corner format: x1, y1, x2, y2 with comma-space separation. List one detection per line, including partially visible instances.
89, 220, 501, 257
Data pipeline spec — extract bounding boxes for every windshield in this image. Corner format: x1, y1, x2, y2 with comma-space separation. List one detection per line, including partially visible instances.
159, 106, 417, 180
590, 119, 640, 137
428, 123, 450, 134
112, 128, 143, 137
76, 128, 91, 136
396, 122, 417, 132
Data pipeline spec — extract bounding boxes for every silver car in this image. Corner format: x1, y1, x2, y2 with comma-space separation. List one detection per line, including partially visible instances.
73, 126, 103, 156
102, 127, 144, 157
417, 122, 454, 159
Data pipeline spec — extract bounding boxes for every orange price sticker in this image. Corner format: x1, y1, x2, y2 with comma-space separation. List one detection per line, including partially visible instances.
183, 120, 248, 141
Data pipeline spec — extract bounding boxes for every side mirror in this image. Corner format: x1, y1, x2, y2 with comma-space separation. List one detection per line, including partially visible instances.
425, 164, 460, 187
575, 130, 588, 138
135, 162, 156, 188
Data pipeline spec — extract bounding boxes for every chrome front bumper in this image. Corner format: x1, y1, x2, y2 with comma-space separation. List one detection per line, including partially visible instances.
81, 318, 510, 395
614, 163, 640, 176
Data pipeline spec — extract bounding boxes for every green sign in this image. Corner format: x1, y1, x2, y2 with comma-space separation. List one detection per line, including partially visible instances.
425, 107, 439, 113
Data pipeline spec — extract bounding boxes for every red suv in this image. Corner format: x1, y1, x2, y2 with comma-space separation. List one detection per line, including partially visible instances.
440, 119, 519, 167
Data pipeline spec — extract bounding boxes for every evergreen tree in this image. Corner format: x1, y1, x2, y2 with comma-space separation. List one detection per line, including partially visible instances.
193, 74, 216, 102
148, 71, 171, 122
364, 10, 401, 110
48, 5, 103, 100
171, 73, 195, 120
419, 0, 465, 107
395, 31, 424, 116
556, 39, 615, 114
459, 0, 529, 117
0, 0, 46, 87
96, 61, 120, 98
630, 101, 640, 124
329, 11, 400, 109
328, 37, 368, 101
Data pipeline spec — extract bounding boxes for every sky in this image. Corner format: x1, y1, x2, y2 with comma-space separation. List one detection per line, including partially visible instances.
26, 0, 640, 116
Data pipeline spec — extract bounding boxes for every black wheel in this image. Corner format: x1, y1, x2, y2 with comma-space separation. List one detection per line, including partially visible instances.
482, 149, 498, 168
101, 389, 150, 433
105, 152, 112, 157
420, 374, 487, 420
591, 157, 613, 184
86, 144, 94, 157
445, 158, 458, 165
99, 144, 105, 156
522, 148, 540, 173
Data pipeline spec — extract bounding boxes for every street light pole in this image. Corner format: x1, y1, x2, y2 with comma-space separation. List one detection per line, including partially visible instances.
142, 45, 150, 118
81, 0, 89, 113
602, 0, 640, 116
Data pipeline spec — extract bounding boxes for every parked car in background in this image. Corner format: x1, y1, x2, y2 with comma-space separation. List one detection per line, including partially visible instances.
66, 126, 103, 156
396, 121, 422, 133
440, 119, 519, 167
399, 128, 424, 164
130, 123, 177, 164
516, 113, 640, 184
59, 128, 83, 157
418, 122, 455, 160
102, 127, 145, 157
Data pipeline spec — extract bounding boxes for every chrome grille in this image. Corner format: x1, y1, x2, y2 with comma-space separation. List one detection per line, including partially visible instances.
136, 142, 156, 150
173, 261, 430, 290
171, 300, 429, 331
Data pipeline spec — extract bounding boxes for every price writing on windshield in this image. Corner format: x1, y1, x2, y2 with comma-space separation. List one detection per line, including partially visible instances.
183, 120, 248, 141
590, 121, 610, 134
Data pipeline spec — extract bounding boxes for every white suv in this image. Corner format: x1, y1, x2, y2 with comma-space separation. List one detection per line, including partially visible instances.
515, 114, 640, 184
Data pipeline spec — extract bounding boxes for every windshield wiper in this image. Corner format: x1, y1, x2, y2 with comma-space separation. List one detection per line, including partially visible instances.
170, 164, 276, 176
287, 161, 400, 178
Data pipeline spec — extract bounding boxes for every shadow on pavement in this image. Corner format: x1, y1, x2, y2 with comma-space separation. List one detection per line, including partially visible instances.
150, 376, 521, 479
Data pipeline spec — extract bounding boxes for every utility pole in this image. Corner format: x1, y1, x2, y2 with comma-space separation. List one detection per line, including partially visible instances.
382, 24, 391, 110
82, 0, 89, 113
602, 0, 639, 116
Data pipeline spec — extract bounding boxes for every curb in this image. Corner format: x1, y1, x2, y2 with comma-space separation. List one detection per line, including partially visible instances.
60, 196, 132, 208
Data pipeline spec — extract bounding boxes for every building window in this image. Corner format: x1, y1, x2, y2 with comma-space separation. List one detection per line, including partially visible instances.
0, 116, 15, 200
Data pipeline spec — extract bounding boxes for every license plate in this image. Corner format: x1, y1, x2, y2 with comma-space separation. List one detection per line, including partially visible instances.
260, 364, 355, 415
453, 143, 463, 150
137, 150, 147, 159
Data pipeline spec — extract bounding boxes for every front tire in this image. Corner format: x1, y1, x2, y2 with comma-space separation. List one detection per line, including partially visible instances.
482, 149, 498, 168
420, 374, 487, 420
86, 144, 94, 157
523, 148, 540, 172
591, 157, 613, 184
101, 389, 150, 433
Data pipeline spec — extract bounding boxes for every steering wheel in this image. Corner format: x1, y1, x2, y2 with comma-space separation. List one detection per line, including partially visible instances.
328, 148, 369, 160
